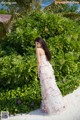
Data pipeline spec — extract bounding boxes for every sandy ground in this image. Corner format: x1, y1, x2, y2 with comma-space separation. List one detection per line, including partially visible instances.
8, 87, 80, 120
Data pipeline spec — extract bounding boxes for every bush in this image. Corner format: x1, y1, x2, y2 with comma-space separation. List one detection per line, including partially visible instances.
62, 13, 80, 25
0, 84, 41, 114
0, 11, 80, 113
0, 22, 6, 38
0, 54, 36, 90
44, 3, 78, 13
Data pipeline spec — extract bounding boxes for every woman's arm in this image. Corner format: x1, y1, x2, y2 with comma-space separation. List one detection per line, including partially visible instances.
36, 47, 41, 78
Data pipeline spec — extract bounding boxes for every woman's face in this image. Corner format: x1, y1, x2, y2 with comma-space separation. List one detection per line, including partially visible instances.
35, 42, 42, 48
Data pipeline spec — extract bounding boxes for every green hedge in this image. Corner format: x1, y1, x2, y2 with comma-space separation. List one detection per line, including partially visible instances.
0, 11, 80, 114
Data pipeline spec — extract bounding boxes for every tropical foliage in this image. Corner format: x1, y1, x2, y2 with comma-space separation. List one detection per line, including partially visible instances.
44, 2, 79, 13
0, 11, 80, 114
62, 12, 80, 24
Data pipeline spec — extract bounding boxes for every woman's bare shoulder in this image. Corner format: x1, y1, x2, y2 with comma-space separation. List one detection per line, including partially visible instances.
39, 48, 45, 54
38, 47, 43, 51
37, 47, 42, 50
36, 47, 41, 53
36, 47, 45, 54
36, 47, 41, 51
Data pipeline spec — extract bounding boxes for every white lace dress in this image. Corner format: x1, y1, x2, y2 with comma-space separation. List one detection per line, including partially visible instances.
39, 54, 65, 115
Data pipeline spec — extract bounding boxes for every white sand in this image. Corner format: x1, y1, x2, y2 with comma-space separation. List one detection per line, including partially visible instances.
9, 87, 80, 120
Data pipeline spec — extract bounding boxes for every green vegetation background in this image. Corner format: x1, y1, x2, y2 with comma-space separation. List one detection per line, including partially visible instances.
0, 11, 80, 114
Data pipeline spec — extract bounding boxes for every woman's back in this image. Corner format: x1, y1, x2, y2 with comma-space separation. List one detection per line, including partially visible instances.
38, 47, 45, 56
38, 48, 48, 63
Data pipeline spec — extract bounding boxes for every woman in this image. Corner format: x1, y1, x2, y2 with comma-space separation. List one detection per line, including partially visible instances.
35, 37, 65, 115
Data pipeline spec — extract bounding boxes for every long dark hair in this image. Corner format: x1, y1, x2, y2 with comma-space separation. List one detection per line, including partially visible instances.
34, 37, 51, 61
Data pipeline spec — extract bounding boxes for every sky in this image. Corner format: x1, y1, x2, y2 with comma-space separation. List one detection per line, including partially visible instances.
0, 4, 8, 10
0, 0, 80, 12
